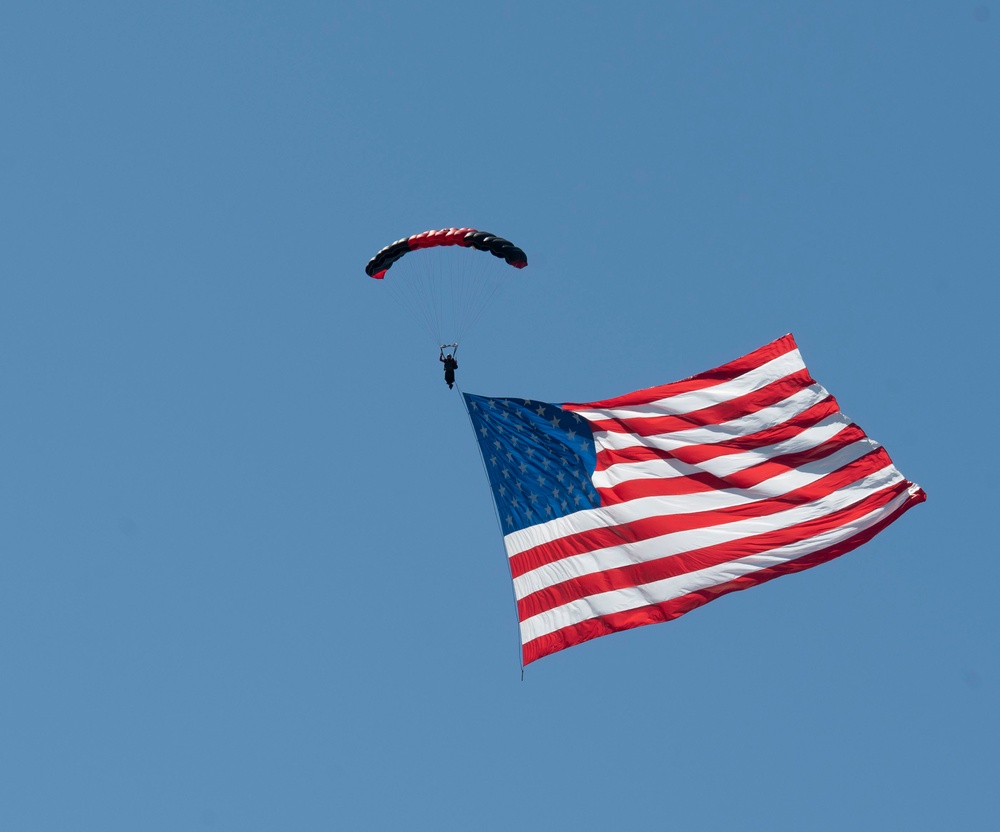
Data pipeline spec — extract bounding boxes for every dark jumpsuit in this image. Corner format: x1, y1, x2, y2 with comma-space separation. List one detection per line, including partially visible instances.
440, 355, 458, 389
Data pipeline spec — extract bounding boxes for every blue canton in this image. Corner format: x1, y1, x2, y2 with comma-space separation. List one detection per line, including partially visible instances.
463, 394, 600, 534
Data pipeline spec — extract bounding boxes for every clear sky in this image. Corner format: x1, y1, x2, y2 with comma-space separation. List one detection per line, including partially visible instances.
2, 2, 997, 830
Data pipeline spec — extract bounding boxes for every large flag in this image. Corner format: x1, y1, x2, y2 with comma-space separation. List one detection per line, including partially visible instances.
463, 335, 925, 665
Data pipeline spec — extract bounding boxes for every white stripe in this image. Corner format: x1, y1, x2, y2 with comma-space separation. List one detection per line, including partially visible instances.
593, 411, 863, 489
504, 436, 885, 558
571, 349, 807, 421
511, 464, 905, 601
591, 383, 831, 454
595, 453, 705, 484
519, 487, 915, 644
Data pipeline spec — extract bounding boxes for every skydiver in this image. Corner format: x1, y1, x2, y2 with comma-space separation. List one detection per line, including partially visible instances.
439, 345, 458, 389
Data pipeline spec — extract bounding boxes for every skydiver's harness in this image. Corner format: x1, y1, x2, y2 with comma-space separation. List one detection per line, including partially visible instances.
439, 343, 459, 359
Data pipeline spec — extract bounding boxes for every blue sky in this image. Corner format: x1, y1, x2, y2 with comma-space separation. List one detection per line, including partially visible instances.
2, 2, 997, 830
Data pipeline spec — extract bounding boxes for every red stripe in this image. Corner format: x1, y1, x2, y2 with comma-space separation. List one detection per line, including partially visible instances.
597, 470, 733, 503
585, 369, 816, 438
722, 425, 868, 488
517, 479, 910, 620
597, 425, 869, 504
594, 395, 841, 472
509, 446, 894, 579
521, 487, 926, 664
563, 334, 800, 411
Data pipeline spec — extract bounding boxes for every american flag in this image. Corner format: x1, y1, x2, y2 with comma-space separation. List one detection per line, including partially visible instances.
463, 335, 926, 665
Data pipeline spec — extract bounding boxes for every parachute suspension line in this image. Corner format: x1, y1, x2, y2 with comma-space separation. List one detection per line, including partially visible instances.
414, 249, 444, 342
425, 246, 480, 345
379, 245, 511, 349
458, 387, 526, 678
383, 249, 430, 345
380, 253, 444, 347
451, 250, 508, 345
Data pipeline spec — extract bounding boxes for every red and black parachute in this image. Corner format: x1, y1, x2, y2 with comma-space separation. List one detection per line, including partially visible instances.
365, 227, 527, 347
365, 228, 527, 280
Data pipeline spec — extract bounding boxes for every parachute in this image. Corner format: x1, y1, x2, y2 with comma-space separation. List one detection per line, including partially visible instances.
365, 228, 527, 280
365, 228, 527, 348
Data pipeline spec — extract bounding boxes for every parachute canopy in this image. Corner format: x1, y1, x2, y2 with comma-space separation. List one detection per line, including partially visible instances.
365, 228, 527, 280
